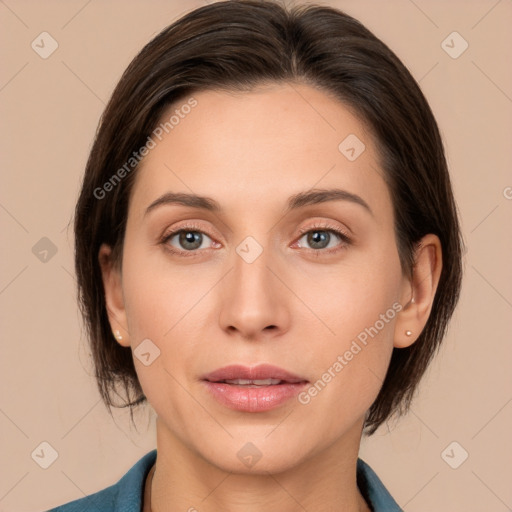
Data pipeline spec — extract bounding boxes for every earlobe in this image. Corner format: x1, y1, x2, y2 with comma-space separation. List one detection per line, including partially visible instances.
394, 234, 443, 348
98, 243, 130, 347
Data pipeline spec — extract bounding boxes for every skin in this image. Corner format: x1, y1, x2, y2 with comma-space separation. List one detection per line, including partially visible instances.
99, 83, 442, 512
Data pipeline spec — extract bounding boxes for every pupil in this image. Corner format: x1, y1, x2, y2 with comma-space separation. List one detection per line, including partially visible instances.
181, 231, 201, 250
309, 231, 328, 249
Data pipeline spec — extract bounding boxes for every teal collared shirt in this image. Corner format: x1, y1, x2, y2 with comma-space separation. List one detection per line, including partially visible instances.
46, 449, 403, 511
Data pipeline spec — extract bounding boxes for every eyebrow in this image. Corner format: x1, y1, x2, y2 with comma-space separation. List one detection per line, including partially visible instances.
144, 188, 373, 217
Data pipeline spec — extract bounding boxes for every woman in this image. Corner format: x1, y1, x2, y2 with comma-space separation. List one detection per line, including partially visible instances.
48, 0, 463, 510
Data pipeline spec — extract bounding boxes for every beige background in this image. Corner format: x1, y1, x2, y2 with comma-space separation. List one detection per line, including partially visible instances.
1, 0, 511, 511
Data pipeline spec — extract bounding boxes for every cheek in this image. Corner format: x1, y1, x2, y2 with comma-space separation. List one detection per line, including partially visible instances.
121, 240, 203, 340
120, 242, 216, 405
296, 238, 402, 348
293, 244, 402, 418
120, 249, 207, 427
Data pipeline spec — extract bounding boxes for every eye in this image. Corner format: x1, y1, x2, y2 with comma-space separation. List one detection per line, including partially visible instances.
295, 223, 351, 254
160, 221, 352, 258
160, 223, 218, 257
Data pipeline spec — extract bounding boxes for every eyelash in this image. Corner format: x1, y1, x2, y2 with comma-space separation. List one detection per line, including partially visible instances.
160, 222, 352, 258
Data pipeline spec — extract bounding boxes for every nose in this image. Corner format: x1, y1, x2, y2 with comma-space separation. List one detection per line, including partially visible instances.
217, 239, 291, 341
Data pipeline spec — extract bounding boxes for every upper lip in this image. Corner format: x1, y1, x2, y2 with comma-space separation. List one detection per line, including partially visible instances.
202, 364, 308, 383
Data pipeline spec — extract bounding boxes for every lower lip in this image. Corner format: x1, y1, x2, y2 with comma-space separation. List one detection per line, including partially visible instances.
203, 381, 308, 412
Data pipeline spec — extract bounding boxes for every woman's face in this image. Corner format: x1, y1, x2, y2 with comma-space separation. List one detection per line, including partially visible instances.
105, 83, 412, 473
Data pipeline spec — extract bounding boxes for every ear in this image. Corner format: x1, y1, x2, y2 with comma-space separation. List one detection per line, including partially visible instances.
394, 234, 443, 348
98, 243, 130, 347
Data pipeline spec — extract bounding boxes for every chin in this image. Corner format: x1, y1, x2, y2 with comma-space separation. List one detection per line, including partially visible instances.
210, 447, 306, 476
193, 429, 315, 476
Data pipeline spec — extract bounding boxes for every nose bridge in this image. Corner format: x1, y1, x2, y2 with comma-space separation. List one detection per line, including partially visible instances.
232, 233, 278, 307
218, 232, 289, 337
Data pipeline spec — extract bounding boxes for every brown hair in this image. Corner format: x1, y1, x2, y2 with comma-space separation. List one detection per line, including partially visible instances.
74, 0, 463, 435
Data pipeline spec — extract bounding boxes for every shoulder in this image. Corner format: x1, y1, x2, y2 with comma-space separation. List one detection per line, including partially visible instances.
45, 449, 157, 512
356, 458, 403, 512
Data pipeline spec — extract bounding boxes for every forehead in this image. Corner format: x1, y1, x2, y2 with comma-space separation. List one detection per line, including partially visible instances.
129, 83, 391, 221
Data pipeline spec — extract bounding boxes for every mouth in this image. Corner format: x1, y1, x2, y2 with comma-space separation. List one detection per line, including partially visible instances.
212, 378, 301, 387
202, 363, 308, 383
201, 364, 309, 412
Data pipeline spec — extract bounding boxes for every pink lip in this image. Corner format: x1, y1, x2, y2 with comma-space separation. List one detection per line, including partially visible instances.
202, 364, 306, 383
201, 364, 308, 413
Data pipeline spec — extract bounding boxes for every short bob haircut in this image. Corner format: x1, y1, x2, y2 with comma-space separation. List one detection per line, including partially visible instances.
74, 0, 463, 435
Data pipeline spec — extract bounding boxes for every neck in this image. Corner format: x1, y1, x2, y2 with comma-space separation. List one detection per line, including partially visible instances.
145, 417, 371, 512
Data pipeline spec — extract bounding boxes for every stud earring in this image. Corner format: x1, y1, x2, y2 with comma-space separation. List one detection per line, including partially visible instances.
114, 330, 123, 341
405, 330, 412, 336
